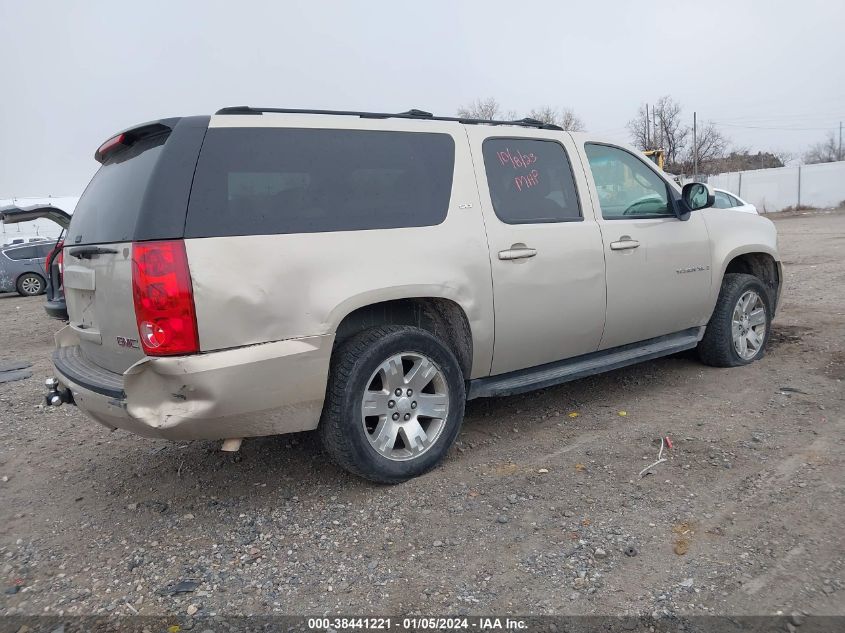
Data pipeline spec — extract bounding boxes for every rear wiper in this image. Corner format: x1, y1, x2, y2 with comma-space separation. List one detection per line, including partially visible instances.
68, 246, 119, 259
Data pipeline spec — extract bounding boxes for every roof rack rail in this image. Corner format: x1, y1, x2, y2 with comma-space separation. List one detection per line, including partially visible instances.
214, 106, 563, 130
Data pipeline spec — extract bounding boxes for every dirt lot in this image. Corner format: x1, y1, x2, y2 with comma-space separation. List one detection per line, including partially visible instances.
1, 210, 843, 620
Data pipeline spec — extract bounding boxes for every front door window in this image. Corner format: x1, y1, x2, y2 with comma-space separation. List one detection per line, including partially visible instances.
584, 144, 674, 219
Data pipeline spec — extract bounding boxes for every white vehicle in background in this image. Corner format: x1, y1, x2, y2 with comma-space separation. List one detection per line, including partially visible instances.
713, 188, 758, 214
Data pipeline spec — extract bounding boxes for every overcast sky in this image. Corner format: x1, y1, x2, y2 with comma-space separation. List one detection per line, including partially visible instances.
2, 0, 843, 198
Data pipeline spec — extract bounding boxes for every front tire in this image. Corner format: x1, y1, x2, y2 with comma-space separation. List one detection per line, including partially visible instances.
319, 325, 465, 484
698, 273, 772, 367
16, 273, 45, 297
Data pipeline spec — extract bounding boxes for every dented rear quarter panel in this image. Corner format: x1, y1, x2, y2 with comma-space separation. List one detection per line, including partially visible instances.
187, 115, 495, 379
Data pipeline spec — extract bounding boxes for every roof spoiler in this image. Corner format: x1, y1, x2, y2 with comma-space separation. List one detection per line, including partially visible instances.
94, 117, 181, 163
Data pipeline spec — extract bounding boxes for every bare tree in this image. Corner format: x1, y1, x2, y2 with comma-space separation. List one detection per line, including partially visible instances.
627, 96, 689, 166
627, 103, 653, 151
682, 123, 729, 173
528, 106, 585, 131
714, 149, 786, 173
804, 132, 843, 164
457, 98, 517, 121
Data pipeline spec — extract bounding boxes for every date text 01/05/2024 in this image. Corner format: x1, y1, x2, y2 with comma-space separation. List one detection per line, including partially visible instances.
306, 616, 528, 630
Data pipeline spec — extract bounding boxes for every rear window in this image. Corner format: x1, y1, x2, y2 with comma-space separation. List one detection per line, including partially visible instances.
185, 128, 455, 237
66, 134, 167, 245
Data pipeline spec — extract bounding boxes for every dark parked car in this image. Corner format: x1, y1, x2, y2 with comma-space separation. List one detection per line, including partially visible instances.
0, 204, 71, 316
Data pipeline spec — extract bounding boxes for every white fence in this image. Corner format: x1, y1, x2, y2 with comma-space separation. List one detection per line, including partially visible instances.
708, 161, 845, 213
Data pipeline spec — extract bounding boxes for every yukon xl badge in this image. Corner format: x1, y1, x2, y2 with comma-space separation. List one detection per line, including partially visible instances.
676, 265, 710, 274
116, 336, 139, 349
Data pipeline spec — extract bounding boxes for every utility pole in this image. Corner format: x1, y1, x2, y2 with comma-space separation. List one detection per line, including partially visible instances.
839, 121, 842, 161
693, 111, 698, 180
645, 103, 650, 149
654, 109, 659, 149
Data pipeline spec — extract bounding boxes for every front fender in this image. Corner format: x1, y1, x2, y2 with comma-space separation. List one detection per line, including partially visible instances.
701, 210, 781, 310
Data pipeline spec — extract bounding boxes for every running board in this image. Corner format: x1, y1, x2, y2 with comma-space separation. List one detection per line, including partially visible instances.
467, 327, 704, 399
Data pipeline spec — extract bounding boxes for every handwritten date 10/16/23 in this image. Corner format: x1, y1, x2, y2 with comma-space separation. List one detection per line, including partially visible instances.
497, 147, 541, 192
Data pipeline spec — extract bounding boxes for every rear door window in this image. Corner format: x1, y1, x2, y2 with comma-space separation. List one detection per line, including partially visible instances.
185, 128, 456, 237
36, 243, 54, 258
4, 246, 37, 260
481, 138, 581, 224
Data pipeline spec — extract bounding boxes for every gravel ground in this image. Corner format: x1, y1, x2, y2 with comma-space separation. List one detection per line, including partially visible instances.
1, 210, 843, 619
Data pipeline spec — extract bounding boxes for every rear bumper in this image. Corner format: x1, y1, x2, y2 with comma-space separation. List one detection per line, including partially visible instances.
52, 327, 334, 440
44, 298, 68, 320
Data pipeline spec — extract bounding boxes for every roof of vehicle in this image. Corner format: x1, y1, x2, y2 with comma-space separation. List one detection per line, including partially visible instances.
1, 240, 56, 253
214, 106, 565, 131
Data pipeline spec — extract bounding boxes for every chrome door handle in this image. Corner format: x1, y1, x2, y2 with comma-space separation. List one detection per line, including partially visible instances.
498, 247, 537, 260
609, 238, 640, 251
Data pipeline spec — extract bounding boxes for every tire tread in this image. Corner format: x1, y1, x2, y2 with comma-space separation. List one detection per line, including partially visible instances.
319, 325, 464, 484
698, 273, 770, 367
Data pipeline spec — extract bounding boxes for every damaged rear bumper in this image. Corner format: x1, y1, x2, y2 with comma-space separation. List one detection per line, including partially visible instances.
51, 326, 334, 440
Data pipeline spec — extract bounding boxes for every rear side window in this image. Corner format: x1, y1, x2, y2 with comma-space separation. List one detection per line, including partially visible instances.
66, 134, 168, 245
481, 138, 581, 224
4, 246, 37, 260
185, 128, 455, 237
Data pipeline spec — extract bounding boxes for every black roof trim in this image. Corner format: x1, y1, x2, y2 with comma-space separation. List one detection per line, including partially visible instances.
214, 106, 563, 130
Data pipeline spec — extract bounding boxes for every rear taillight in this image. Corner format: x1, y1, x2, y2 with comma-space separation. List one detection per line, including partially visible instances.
46, 240, 64, 275
131, 240, 199, 356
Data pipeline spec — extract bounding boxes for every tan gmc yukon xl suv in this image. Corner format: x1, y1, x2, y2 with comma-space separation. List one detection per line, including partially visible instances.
47, 106, 782, 483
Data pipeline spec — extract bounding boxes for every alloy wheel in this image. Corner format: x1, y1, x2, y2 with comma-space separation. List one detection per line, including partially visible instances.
360, 352, 449, 461
732, 290, 766, 360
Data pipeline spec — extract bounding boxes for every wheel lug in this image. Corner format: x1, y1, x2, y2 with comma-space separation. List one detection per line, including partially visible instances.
403, 413, 411, 421
388, 400, 395, 408
395, 388, 402, 397
392, 412, 400, 421
411, 401, 417, 409
407, 389, 413, 396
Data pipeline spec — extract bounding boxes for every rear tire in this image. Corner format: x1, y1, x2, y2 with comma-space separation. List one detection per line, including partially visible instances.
698, 273, 772, 367
16, 273, 45, 297
319, 325, 465, 484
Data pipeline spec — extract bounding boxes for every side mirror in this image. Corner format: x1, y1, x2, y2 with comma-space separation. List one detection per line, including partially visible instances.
681, 182, 715, 212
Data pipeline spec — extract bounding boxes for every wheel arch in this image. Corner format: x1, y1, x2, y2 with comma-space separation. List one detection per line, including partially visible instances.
332, 296, 474, 379
719, 249, 781, 314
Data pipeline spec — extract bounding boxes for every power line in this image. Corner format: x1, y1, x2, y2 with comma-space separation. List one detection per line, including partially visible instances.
707, 120, 838, 131
701, 111, 845, 123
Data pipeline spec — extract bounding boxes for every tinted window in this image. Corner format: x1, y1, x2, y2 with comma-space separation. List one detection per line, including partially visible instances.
67, 134, 168, 246
713, 191, 734, 209
481, 138, 581, 224
185, 128, 455, 237
729, 194, 743, 207
5, 246, 37, 260
36, 243, 54, 258
585, 144, 673, 219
